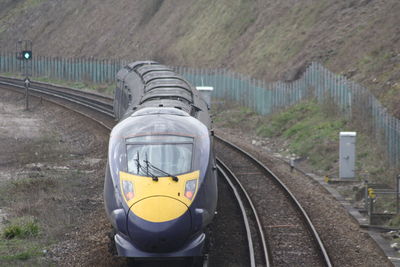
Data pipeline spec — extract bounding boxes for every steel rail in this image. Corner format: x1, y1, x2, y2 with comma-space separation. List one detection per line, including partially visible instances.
0, 77, 330, 266
215, 135, 333, 267
217, 158, 271, 267
217, 161, 255, 267
29, 84, 113, 109
28, 85, 114, 116
0, 76, 113, 110
0, 76, 113, 102
0, 79, 114, 131
0, 79, 114, 118
0, 79, 209, 267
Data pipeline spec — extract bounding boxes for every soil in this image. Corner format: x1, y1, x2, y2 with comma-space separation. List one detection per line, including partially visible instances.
0, 87, 124, 266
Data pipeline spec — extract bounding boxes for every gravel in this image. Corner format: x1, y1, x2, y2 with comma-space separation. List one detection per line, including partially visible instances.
1, 85, 392, 266
207, 175, 250, 266
216, 140, 324, 266
215, 127, 392, 267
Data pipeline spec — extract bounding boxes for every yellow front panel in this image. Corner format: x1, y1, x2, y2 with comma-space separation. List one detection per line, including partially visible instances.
132, 197, 188, 222
120, 170, 200, 222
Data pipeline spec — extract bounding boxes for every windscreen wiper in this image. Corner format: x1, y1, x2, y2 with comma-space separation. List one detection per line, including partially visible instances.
145, 153, 159, 181
135, 152, 158, 181
138, 164, 159, 181
144, 159, 179, 182
135, 151, 140, 174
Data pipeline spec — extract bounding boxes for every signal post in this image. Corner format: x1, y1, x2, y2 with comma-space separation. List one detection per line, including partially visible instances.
16, 40, 32, 110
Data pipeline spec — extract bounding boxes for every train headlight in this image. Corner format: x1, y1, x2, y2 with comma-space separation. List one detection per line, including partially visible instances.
184, 179, 197, 200
122, 180, 134, 201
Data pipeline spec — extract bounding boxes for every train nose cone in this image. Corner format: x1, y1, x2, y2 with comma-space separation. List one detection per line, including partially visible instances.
127, 196, 192, 253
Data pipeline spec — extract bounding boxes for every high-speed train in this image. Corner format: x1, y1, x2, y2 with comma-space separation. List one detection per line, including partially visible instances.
104, 61, 217, 258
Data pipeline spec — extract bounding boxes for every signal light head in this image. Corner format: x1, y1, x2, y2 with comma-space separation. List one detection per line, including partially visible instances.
22, 50, 32, 60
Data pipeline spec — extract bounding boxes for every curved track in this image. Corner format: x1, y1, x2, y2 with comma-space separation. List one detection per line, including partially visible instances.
215, 136, 332, 266
217, 159, 271, 267
0, 76, 115, 130
0, 76, 332, 266
0, 76, 114, 118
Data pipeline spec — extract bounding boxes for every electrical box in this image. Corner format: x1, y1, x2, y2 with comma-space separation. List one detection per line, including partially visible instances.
196, 86, 213, 109
339, 132, 356, 179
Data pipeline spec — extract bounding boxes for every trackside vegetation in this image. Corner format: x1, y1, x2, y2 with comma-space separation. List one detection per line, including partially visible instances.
0, 217, 44, 263
213, 99, 395, 186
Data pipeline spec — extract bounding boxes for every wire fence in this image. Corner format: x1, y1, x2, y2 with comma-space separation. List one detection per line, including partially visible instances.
181, 64, 400, 168
0, 52, 399, 168
0, 52, 121, 83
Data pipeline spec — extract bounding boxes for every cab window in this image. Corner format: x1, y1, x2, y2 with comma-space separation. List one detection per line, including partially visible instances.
126, 135, 193, 176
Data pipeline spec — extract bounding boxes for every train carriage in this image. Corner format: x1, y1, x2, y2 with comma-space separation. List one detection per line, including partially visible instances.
104, 61, 217, 258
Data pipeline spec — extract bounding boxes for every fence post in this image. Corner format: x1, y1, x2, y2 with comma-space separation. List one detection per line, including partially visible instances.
0, 51, 3, 73
0, 55, 399, 170
68, 57, 71, 81
95, 58, 99, 83
396, 118, 399, 167
369, 197, 373, 225
72, 58, 76, 82
0, 51, 2, 73
397, 175, 400, 214
364, 180, 369, 212
6, 51, 9, 73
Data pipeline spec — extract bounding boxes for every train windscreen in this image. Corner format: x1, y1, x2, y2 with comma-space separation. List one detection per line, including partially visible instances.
126, 135, 193, 176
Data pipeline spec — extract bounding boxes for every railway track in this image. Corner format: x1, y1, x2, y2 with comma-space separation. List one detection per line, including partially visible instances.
0, 76, 115, 129
0, 76, 332, 266
217, 159, 270, 267
0, 76, 114, 116
215, 137, 332, 266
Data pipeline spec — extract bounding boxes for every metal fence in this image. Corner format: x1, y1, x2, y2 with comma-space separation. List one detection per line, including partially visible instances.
0, 52, 121, 83
0, 52, 399, 167
177, 63, 400, 168
177, 63, 370, 116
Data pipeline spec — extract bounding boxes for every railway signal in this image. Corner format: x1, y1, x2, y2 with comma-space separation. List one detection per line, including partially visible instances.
16, 40, 33, 110
22, 50, 32, 60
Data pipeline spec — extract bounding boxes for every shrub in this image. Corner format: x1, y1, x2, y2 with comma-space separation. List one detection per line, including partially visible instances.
3, 219, 39, 239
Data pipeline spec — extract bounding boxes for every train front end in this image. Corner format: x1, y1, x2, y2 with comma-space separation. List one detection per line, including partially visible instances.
104, 107, 217, 257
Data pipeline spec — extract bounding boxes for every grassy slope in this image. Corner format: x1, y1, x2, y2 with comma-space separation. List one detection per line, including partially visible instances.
0, 0, 399, 116
0, 0, 397, 178
214, 99, 394, 185
170, 0, 255, 64
0, 0, 398, 176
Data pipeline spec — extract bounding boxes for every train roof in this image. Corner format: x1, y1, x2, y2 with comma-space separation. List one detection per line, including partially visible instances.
115, 61, 211, 128
119, 61, 206, 117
